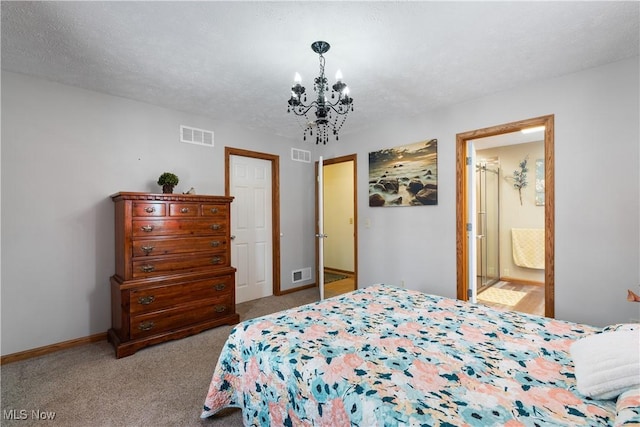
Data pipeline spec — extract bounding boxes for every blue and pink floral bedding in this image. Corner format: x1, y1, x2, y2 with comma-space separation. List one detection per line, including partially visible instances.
202, 284, 616, 426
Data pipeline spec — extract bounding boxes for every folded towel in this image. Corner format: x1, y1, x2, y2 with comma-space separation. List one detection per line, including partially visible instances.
511, 228, 544, 269
570, 330, 640, 400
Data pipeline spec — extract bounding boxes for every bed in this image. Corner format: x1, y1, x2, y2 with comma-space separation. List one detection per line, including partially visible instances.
201, 284, 639, 426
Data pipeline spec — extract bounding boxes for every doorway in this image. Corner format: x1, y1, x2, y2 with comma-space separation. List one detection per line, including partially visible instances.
315, 154, 358, 299
456, 115, 555, 318
225, 147, 281, 301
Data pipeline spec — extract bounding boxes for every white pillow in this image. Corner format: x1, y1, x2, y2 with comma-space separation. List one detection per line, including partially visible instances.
570, 329, 640, 400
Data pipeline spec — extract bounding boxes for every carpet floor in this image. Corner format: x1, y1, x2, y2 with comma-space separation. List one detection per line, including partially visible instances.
1, 286, 320, 426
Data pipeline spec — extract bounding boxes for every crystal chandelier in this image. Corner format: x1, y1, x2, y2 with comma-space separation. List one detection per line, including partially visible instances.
287, 41, 354, 145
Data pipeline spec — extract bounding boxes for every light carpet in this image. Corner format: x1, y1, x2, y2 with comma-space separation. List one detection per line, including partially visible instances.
1, 287, 320, 427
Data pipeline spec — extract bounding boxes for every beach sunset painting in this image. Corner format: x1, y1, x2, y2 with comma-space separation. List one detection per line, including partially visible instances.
368, 138, 438, 207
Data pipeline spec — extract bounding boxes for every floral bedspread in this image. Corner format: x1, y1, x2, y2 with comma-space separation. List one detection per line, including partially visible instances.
202, 284, 615, 426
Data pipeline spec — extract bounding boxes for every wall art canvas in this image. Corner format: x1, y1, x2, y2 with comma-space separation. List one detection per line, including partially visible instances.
369, 138, 438, 207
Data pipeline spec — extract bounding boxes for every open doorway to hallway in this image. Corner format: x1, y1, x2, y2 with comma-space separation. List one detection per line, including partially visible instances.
316, 154, 358, 299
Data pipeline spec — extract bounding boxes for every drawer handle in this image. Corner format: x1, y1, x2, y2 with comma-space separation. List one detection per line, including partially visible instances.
180, 207, 190, 213
138, 295, 155, 305
214, 305, 227, 313
141, 264, 155, 273
211, 256, 222, 264
138, 321, 155, 331
144, 207, 155, 213
210, 241, 221, 248
215, 283, 226, 291
141, 245, 154, 255
210, 208, 219, 214
210, 224, 221, 230
141, 225, 154, 232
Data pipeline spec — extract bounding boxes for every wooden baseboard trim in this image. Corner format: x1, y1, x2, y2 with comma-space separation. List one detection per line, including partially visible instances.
500, 277, 544, 287
324, 268, 355, 276
278, 283, 316, 295
1, 332, 107, 365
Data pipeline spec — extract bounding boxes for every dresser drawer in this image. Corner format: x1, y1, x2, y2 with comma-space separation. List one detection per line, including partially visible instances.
130, 294, 233, 339
169, 203, 198, 217
132, 253, 229, 278
129, 275, 233, 314
132, 219, 228, 237
201, 203, 229, 218
132, 202, 166, 217
132, 237, 227, 257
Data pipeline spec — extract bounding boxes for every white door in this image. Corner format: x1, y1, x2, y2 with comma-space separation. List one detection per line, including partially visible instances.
230, 155, 273, 303
317, 156, 325, 300
467, 144, 478, 303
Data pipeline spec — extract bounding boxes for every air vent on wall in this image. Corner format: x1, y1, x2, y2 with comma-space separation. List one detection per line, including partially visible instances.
291, 148, 311, 163
180, 125, 214, 147
292, 267, 312, 283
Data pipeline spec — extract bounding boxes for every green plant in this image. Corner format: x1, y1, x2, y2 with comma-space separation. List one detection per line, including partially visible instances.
510, 156, 528, 205
157, 172, 179, 186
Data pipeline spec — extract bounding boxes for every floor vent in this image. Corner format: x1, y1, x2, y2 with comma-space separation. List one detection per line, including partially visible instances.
291, 148, 311, 163
180, 125, 214, 147
292, 267, 312, 283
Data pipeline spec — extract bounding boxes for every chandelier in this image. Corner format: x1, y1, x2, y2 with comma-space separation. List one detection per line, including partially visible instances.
287, 41, 354, 145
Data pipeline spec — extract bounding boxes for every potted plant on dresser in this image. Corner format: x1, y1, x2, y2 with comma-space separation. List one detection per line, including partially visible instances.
157, 172, 179, 194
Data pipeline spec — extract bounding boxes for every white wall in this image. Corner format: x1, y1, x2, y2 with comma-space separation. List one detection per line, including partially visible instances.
323, 161, 355, 272
0, 72, 316, 355
2, 57, 639, 355
327, 57, 640, 327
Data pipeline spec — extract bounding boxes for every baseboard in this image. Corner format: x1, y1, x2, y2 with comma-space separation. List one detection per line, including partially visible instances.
500, 277, 544, 286
1, 332, 107, 365
324, 267, 354, 276
3, 284, 321, 364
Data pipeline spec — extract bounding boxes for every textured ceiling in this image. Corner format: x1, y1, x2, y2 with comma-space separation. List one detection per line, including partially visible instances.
2, 1, 639, 141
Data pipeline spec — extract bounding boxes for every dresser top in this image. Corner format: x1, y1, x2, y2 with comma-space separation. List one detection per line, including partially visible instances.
111, 192, 233, 203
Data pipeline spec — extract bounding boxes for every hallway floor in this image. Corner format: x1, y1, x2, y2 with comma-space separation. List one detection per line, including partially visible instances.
324, 270, 356, 299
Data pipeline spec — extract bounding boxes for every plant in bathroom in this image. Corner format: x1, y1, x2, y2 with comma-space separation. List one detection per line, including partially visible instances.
508, 156, 528, 205
157, 172, 179, 194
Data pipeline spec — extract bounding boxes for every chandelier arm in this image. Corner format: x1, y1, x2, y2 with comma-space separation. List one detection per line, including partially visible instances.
290, 100, 321, 117
326, 103, 351, 115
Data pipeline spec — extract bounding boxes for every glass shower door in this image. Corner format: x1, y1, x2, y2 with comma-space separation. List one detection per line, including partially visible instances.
476, 161, 500, 291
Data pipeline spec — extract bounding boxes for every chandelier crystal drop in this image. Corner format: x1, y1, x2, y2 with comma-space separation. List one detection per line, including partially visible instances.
287, 41, 354, 145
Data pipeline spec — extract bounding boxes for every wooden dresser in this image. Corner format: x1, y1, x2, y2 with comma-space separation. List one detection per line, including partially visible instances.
108, 192, 239, 358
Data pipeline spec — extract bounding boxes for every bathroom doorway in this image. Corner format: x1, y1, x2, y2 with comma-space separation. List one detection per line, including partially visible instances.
456, 115, 555, 318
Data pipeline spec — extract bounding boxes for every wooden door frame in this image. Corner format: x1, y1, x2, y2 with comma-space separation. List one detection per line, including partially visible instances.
315, 154, 358, 290
456, 115, 555, 317
225, 147, 282, 295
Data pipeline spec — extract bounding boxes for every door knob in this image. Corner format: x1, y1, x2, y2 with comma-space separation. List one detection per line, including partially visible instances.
230, 235, 236, 240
